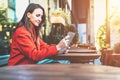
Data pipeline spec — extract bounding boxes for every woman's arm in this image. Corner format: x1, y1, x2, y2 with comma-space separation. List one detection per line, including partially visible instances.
14, 28, 57, 61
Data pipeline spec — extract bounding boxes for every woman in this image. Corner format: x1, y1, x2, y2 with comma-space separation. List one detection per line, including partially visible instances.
8, 3, 69, 66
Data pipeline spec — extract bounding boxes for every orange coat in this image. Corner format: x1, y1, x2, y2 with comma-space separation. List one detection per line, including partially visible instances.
8, 26, 57, 66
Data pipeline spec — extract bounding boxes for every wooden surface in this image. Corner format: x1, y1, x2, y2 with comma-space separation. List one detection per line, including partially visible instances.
97, 49, 120, 67
68, 47, 97, 53
0, 64, 120, 80
50, 47, 100, 63
100, 49, 113, 65
51, 53, 100, 63
68, 49, 96, 53
108, 54, 120, 67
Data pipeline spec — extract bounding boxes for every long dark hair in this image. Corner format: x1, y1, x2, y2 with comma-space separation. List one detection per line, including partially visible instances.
14, 3, 46, 38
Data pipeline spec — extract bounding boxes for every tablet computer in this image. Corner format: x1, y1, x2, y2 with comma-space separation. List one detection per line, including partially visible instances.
58, 32, 75, 54
66, 32, 76, 46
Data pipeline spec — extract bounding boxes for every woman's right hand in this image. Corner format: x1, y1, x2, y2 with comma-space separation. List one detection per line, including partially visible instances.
56, 35, 69, 51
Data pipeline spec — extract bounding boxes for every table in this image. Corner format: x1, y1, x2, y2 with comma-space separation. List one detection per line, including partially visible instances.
50, 47, 100, 63
50, 53, 101, 63
67, 47, 97, 53
0, 64, 120, 80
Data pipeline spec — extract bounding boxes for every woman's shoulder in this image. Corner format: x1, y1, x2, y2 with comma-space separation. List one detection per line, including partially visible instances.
14, 26, 30, 37
16, 26, 28, 33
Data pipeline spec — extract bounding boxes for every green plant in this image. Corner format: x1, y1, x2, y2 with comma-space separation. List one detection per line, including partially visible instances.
46, 9, 71, 44
96, 24, 109, 50
51, 9, 70, 26
0, 9, 8, 24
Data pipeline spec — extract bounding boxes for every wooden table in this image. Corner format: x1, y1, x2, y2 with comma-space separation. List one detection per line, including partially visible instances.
50, 47, 100, 63
67, 47, 97, 53
0, 64, 120, 80
51, 53, 101, 63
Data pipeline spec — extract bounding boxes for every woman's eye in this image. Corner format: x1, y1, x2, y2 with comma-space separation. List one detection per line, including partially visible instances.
36, 14, 40, 17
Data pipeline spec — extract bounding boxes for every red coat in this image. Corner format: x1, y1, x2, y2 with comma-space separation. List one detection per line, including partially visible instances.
8, 26, 57, 66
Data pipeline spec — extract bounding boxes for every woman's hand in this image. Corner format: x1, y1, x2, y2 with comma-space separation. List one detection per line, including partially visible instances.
56, 35, 70, 51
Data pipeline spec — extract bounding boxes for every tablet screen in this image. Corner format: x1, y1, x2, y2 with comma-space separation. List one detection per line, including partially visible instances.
58, 32, 75, 54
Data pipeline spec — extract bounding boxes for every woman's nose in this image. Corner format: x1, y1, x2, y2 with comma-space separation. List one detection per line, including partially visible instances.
38, 17, 42, 22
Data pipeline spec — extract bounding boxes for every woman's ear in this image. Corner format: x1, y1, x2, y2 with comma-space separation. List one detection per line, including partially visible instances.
27, 12, 31, 18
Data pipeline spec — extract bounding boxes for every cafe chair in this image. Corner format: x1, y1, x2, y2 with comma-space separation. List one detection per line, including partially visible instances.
107, 54, 120, 67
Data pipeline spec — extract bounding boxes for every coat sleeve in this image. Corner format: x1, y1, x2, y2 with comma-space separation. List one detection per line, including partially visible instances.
14, 29, 57, 61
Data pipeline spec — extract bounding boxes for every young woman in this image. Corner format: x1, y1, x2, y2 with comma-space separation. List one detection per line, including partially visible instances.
8, 3, 69, 66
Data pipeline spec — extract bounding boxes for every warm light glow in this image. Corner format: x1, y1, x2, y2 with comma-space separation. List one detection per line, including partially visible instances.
94, 0, 106, 50
0, 0, 8, 9
109, 0, 120, 48
109, 0, 119, 7
94, 0, 106, 31
94, 0, 120, 49
50, 16, 65, 26
109, 0, 120, 16
16, 0, 29, 22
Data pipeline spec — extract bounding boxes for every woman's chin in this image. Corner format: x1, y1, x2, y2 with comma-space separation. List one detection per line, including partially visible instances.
34, 24, 39, 27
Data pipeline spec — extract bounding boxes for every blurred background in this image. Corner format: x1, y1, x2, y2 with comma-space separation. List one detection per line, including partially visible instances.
0, 0, 120, 55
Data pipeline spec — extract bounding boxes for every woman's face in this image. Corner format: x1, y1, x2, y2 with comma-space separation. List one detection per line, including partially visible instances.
27, 8, 43, 27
